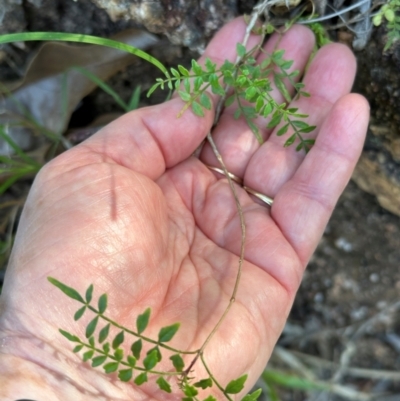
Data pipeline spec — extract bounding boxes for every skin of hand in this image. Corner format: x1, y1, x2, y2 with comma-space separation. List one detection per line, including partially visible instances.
0, 17, 369, 401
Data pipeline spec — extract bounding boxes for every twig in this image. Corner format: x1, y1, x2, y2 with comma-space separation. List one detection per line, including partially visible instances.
191, 0, 273, 364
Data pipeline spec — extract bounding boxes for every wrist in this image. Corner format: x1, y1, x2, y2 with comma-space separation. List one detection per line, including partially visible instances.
0, 329, 136, 401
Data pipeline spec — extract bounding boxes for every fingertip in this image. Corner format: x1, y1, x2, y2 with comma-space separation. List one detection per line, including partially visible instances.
203, 16, 258, 62
315, 92, 370, 159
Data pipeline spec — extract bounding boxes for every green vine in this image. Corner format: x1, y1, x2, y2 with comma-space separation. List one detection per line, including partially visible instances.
48, 277, 260, 401
148, 41, 316, 152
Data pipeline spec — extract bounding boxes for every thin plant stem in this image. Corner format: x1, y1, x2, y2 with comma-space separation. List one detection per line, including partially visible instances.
201, 353, 233, 401
85, 304, 198, 355
185, 0, 271, 380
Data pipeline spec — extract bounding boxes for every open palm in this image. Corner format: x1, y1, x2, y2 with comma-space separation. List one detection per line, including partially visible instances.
0, 18, 369, 401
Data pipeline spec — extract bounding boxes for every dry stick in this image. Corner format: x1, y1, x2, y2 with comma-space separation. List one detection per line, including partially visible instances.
184, 0, 272, 378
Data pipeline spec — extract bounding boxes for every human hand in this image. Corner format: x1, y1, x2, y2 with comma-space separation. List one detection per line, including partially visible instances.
0, 17, 369, 401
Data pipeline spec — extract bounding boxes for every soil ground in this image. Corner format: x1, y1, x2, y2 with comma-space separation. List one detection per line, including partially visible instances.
1, 1, 400, 400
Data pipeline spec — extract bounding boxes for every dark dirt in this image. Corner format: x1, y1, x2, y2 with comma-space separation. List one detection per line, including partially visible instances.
1, 1, 400, 400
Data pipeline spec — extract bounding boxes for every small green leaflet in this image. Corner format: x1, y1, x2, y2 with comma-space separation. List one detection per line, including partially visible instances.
103, 342, 110, 354
136, 308, 151, 334
73, 344, 83, 353
158, 323, 180, 342
59, 329, 80, 343
86, 316, 99, 338
74, 306, 86, 321
85, 284, 94, 303
203, 396, 217, 401
179, 91, 192, 102
131, 339, 142, 359
48, 277, 85, 303
178, 65, 189, 76
200, 93, 212, 110
104, 361, 119, 373
183, 384, 198, 397
127, 355, 136, 367
277, 123, 289, 136
156, 376, 172, 393
192, 101, 205, 117
236, 43, 247, 58
98, 293, 107, 313
112, 331, 124, 349
98, 324, 110, 343
83, 350, 94, 362
118, 368, 133, 382
143, 348, 159, 370
114, 348, 124, 361
92, 355, 107, 367
170, 354, 184, 372
241, 388, 262, 401
194, 378, 213, 389
284, 134, 296, 147
147, 346, 162, 362
225, 374, 248, 394
134, 372, 148, 385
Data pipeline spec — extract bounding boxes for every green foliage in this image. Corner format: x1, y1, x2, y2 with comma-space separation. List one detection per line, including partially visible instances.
308, 23, 332, 48
148, 43, 315, 152
49, 278, 261, 401
225, 374, 248, 394
373, 0, 400, 50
